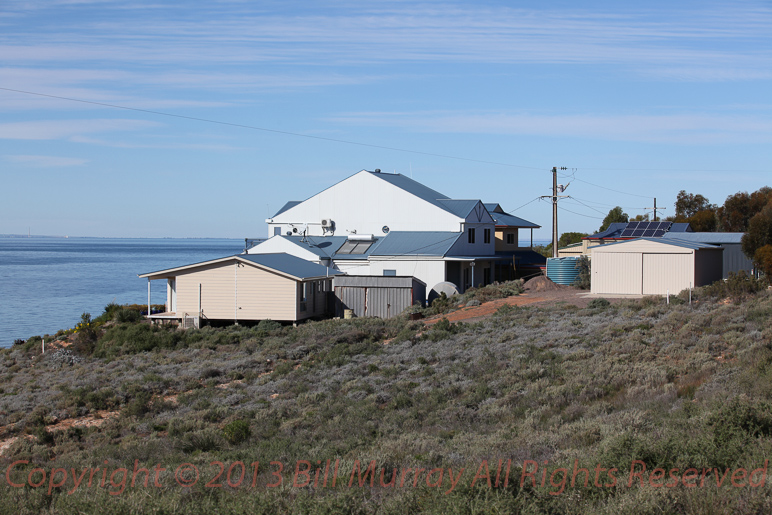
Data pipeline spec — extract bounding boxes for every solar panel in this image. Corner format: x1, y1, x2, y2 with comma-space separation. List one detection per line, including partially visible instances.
619, 221, 674, 238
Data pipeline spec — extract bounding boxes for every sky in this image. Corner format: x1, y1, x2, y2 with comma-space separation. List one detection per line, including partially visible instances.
0, 0, 770, 240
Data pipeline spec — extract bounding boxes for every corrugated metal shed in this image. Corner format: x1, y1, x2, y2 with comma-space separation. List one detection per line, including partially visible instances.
662, 232, 752, 278
590, 238, 723, 295
333, 275, 427, 318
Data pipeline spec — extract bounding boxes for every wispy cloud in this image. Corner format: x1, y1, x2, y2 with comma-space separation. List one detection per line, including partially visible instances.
4, 154, 88, 167
1, 2, 769, 79
328, 110, 772, 144
0, 119, 160, 140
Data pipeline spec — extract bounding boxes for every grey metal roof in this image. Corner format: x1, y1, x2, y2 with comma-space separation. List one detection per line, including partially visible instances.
273, 201, 301, 217
586, 223, 628, 239
662, 232, 744, 244
276, 235, 349, 258
589, 238, 722, 251
139, 252, 341, 279
368, 171, 450, 202
368, 231, 462, 257
491, 211, 541, 228
484, 203, 503, 213
435, 199, 481, 217
668, 223, 693, 232
240, 253, 342, 279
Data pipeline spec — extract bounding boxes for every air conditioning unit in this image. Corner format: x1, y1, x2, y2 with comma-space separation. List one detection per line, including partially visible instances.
321, 219, 333, 228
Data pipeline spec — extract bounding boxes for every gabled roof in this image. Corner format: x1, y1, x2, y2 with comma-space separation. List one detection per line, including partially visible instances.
668, 223, 693, 232
484, 203, 504, 213
367, 231, 462, 257
139, 253, 341, 281
586, 223, 628, 239
273, 201, 302, 217
490, 211, 541, 228
368, 171, 450, 203
272, 235, 349, 259
662, 232, 744, 244
436, 199, 482, 218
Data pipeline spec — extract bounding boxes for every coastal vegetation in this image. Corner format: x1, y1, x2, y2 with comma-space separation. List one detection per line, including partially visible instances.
1, 277, 771, 514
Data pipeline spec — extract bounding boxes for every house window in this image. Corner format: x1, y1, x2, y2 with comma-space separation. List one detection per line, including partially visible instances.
383, 269, 397, 276
300, 283, 308, 302
468, 228, 476, 244
506, 233, 515, 245
484, 228, 491, 244
274, 227, 281, 236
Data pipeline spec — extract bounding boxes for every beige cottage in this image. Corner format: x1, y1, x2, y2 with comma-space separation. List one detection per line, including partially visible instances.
139, 253, 341, 326
590, 238, 723, 296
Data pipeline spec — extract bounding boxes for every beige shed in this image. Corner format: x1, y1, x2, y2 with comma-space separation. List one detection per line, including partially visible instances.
590, 238, 723, 295
139, 253, 341, 326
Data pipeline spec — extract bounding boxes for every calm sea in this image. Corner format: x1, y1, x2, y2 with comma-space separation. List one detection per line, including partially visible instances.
0, 237, 245, 347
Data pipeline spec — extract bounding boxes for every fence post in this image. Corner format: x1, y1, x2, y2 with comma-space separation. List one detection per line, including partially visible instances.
666, 290, 669, 305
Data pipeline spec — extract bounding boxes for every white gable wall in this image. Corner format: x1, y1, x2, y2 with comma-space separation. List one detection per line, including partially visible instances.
268, 171, 463, 237
245, 236, 325, 264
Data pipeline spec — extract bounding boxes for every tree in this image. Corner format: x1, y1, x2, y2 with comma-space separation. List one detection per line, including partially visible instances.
631, 213, 650, 222
718, 187, 772, 232
742, 201, 772, 265
598, 207, 628, 233
674, 190, 716, 219
540, 232, 589, 257
673, 190, 718, 231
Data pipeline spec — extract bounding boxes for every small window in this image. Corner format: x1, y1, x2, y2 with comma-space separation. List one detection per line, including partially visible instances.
300, 283, 308, 302
274, 227, 281, 236
484, 228, 491, 244
506, 233, 515, 245
468, 228, 476, 244
383, 270, 397, 276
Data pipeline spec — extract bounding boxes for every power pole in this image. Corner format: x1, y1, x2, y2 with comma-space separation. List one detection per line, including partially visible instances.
646, 198, 666, 221
541, 167, 568, 258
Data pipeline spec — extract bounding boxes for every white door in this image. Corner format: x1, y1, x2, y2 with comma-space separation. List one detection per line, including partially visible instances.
168, 278, 177, 312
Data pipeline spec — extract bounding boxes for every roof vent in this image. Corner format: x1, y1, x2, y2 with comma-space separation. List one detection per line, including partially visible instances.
374, 168, 381, 173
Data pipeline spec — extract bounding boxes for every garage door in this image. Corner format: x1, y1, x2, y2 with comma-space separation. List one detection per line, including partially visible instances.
592, 252, 643, 294
642, 253, 692, 295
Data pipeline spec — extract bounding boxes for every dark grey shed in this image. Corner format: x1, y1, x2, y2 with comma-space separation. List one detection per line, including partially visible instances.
333, 275, 426, 319
662, 232, 753, 278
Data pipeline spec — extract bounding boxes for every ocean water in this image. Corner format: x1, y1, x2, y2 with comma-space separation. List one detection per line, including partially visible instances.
0, 237, 245, 346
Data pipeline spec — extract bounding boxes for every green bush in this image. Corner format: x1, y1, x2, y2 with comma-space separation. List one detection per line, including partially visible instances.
223, 419, 251, 444
587, 298, 610, 309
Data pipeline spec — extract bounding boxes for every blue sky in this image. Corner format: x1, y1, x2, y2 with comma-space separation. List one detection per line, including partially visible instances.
1, 0, 770, 239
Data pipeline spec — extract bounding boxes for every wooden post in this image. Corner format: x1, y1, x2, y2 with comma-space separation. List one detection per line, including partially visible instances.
147, 278, 151, 317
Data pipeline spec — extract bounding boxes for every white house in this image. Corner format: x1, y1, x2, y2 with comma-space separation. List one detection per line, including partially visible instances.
249, 169, 543, 298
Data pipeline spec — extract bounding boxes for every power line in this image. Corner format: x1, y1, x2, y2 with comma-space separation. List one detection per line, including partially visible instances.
566, 196, 607, 216
558, 205, 604, 220
571, 177, 652, 199
506, 197, 541, 213
0, 87, 546, 171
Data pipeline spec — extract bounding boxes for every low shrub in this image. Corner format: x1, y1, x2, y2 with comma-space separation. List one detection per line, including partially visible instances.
223, 419, 251, 445
587, 298, 610, 309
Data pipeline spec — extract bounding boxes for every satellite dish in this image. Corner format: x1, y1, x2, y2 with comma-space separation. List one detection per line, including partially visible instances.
428, 281, 459, 305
